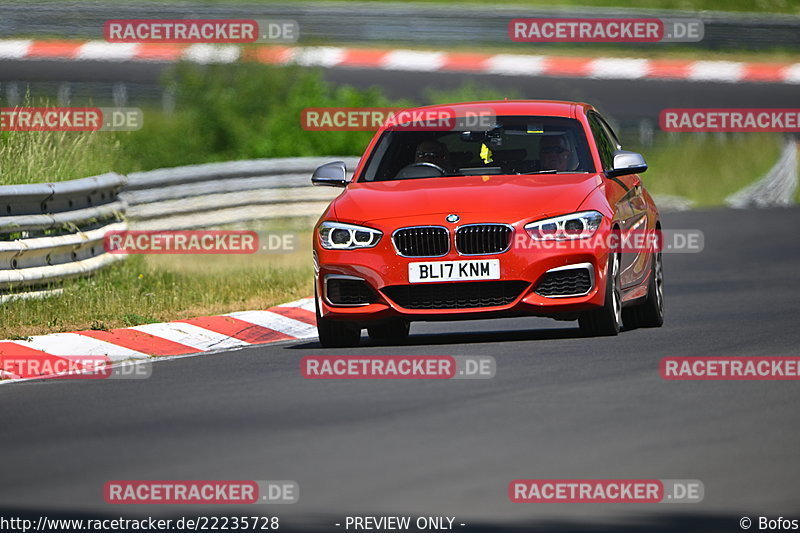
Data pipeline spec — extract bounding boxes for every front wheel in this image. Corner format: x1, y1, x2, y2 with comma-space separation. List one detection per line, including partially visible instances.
578, 252, 622, 337
623, 250, 664, 329
315, 292, 361, 348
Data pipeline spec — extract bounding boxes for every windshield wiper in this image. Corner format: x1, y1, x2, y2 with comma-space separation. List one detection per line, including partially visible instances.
518, 169, 559, 175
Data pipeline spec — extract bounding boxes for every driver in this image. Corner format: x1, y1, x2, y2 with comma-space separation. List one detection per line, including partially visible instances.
539, 135, 572, 172
414, 140, 453, 173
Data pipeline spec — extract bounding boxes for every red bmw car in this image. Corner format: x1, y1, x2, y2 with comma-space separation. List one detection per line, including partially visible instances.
311, 100, 663, 347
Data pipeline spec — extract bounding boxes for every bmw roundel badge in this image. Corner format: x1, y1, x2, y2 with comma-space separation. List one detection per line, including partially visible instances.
446, 214, 460, 223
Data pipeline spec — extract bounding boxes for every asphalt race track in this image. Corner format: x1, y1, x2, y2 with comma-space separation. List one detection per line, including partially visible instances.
2, 207, 799, 532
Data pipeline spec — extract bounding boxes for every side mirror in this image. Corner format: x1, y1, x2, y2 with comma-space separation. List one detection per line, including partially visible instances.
311, 161, 348, 188
606, 150, 648, 178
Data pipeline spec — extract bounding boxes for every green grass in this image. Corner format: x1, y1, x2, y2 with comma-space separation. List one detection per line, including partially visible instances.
638, 133, 783, 206
0, 129, 121, 186
0, 64, 402, 182
114, 63, 405, 171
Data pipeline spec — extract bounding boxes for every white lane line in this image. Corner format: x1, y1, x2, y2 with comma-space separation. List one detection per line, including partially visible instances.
484, 54, 546, 76
290, 46, 345, 67
688, 61, 744, 82
76, 41, 139, 61
226, 310, 317, 339
0, 40, 32, 59
130, 322, 249, 351
381, 50, 445, 71
589, 58, 649, 79
11, 334, 149, 361
276, 297, 316, 313
783, 63, 800, 84
182, 44, 241, 64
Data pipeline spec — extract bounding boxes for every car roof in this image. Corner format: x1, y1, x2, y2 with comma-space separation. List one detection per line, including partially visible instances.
394, 100, 595, 119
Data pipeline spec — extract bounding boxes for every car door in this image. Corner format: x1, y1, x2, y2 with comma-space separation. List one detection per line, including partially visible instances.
588, 111, 649, 289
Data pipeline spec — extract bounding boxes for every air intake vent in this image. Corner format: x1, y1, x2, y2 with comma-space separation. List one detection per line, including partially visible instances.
535, 267, 593, 297
326, 277, 377, 306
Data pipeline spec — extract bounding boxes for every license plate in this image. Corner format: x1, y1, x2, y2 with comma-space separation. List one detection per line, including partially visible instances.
408, 259, 500, 283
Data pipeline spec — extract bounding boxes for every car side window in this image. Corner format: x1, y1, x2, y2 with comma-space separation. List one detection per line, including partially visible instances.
588, 112, 616, 171
597, 114, 622, 149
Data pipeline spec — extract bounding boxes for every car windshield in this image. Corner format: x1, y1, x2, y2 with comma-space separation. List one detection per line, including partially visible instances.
359, 115, 595, 182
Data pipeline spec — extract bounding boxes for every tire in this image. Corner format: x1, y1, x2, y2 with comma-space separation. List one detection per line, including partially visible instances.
367, 319, 410, 344
623, 250, 664, 329
315, 291, 361, 348
578, 252, 622, 337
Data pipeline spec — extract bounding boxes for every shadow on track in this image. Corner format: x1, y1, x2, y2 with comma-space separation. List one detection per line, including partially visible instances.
288, 324, 587, 350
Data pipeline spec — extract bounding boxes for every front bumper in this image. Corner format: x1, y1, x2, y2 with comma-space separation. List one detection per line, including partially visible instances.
314, 221, 612, 325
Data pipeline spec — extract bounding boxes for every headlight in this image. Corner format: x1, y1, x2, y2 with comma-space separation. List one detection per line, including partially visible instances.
525, 211, 603, 240
318, 221, 382, 250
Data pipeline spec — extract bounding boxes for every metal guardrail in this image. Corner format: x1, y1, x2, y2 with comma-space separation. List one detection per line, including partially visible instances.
0, 158, 358, 296
726, 139, 799, 208
122, 156, 359, 231
0, 172, 127, 293
1, 1, 799, 51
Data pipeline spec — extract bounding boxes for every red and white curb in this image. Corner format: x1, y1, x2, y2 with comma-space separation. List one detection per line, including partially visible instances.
0, 297, 317, 382
0, 39, 798, 84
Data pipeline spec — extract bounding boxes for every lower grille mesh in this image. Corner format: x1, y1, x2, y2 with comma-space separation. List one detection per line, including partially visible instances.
382, 280, 528, 310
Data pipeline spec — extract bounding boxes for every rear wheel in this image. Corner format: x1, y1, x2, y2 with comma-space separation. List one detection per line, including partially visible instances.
315, 290, 361, 348
623, 250, 664, 329
368, 319, 410, 344
579, 252, 622, 337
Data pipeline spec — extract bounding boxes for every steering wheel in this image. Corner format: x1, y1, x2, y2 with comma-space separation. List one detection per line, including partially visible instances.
394, 162, 447, 179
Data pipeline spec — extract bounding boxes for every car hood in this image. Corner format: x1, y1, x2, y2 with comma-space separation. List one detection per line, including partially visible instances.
332, 173, 603, 225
